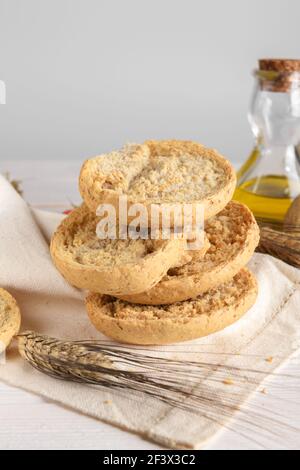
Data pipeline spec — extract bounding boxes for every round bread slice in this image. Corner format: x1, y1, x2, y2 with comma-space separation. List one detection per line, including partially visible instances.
117, 201, 260, 305
50, 205, 206, 296
79, 140, 236, 222
86, 268, 258, 345
0, 288, 21, 349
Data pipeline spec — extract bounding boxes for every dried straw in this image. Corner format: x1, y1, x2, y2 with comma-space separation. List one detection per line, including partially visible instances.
256, 218, 300, 268
17, 331, 300, 448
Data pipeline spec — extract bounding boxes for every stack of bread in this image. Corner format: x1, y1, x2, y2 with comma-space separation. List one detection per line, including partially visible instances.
0, 288, 21, 349
51, 140, 260, 345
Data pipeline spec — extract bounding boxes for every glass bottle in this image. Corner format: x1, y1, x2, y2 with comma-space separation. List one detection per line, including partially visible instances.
0, 80, 6, 104
234, 59, 300, 223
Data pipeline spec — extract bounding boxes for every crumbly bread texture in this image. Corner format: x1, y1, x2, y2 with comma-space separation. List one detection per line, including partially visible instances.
118, 201, 260, 304
50, 205, 206, 296
86, 268, 258, 345
0, 288, 21, 348
79, 140, 236, 221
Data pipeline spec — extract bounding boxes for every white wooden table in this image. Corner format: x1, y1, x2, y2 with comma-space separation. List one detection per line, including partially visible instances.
0, 160, 300, 450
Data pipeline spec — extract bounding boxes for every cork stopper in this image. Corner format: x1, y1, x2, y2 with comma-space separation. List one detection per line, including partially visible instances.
259, 59, 300, 73
257, 58, 300, 92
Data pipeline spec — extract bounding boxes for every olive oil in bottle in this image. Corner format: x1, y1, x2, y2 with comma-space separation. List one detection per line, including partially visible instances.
234, 173, 295, 222
234, 59, 300, 224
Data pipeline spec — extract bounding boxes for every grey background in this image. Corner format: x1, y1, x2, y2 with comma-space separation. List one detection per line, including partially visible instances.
0, 0, 299, 164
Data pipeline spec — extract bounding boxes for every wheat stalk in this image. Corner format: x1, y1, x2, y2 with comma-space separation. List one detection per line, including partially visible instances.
256, 222, 300, 268
17, 331, 300, 447
2, 172, 23, 196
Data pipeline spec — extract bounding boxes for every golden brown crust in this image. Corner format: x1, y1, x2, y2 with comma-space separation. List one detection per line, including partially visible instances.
118, 201, 260, 304
86, 268, 258, 345
79, 143, 150, 216
79, 140, 236, 222
0, 288, 21, 347
50, 205, 198, 296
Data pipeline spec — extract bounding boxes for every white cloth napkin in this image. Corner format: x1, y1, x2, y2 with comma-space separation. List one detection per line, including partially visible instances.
0, 174, 300, 449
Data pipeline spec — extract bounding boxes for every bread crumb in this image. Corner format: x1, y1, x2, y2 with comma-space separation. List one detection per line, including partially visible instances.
223, 378, 234, 385
260, 388, 267, 395
103, 400, 112, 405
265, 356, 273, 363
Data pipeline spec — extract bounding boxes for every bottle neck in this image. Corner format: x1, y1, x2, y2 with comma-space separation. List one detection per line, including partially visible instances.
249, 86, 300, 159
